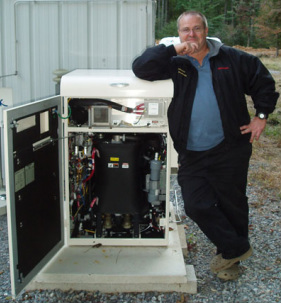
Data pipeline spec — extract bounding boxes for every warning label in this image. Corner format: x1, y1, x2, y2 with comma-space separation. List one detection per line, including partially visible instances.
108, 163, 119, 168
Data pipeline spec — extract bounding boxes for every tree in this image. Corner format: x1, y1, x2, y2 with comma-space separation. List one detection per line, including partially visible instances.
255, 0, 281, 55
154, 0, 280, 49
233, 0, 261, 47
156, 0, 227, 39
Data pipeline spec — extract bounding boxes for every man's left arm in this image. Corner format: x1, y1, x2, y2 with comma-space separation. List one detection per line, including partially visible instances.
241, 54, 279, 142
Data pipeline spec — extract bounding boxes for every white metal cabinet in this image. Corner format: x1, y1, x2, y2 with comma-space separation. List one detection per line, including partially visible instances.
61, 69, 174, 247
4, 70, 192, 298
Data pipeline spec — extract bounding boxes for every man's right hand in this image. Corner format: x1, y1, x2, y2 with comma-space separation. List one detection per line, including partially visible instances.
174, 42, 199, 56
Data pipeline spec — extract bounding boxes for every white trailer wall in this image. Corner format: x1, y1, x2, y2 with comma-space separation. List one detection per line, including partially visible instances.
0, 0, 156, 187
0, 0, 156, 106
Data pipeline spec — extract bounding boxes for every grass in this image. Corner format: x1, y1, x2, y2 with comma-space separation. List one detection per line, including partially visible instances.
260, 57, 281, 71
247, 58, 281, 199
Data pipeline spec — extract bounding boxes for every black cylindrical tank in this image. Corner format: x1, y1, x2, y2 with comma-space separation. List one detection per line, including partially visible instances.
95, 139, 148, 214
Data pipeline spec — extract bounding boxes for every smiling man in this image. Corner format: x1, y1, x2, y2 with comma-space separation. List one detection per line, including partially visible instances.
132, 11, 279, 280
175, 12, 209, 62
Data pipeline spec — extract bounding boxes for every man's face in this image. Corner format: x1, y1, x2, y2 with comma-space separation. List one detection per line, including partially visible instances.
178, 14, 208, 52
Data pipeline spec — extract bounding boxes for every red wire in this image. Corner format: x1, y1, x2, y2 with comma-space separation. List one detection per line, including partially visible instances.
90, 197, 97, 208
133, 103, 145, 115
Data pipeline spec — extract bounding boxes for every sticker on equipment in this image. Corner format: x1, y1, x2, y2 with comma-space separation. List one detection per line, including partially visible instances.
108, 163, 119, 168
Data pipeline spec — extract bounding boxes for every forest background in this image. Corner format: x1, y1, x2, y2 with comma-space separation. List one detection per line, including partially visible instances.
155, 0, 281, 55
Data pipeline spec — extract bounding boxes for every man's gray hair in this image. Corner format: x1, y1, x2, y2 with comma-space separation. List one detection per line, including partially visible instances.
177, 11, 208, 29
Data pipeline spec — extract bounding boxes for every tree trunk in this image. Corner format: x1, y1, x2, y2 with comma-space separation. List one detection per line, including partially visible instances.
276, 33, 279, 57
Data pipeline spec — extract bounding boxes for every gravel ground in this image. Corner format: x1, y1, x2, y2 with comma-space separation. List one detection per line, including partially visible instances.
0, 171, 280, 303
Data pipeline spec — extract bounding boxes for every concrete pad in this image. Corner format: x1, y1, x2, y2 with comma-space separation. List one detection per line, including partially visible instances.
178, 224, 188, 258
27, 220, 197, 294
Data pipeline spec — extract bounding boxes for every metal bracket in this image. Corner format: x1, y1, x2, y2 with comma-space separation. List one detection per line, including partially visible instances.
33, 136, 53, 152
10, 120, 19, 129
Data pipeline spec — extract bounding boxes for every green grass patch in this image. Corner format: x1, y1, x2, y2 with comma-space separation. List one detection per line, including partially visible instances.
261, 57, 281, 71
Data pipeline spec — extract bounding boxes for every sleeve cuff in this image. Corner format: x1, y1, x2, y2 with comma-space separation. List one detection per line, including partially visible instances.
167, 44, 177, 57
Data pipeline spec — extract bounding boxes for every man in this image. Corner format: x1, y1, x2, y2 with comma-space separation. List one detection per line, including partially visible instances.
132, 11, 279, 280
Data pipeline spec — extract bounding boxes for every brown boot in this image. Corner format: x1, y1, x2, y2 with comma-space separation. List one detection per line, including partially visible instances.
217, 264, 240, 280
210, 247, 253, 273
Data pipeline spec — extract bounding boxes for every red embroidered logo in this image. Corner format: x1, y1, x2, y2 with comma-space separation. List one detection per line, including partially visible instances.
218, 67, 230, 70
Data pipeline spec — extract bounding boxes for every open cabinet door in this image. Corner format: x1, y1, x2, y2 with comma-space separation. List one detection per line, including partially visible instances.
4, 97, 64, 297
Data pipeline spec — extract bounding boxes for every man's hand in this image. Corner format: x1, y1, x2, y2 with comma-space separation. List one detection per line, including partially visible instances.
174, 42, 199, 56
240, 117, 267, 143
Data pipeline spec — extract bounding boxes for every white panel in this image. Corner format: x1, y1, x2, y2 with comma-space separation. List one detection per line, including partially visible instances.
88, 1, 119, 68
60, 2, 90, 69
0, 0, 17, 80
14, 2, 60, 102
1, 0, 156, 106
118, 1, 155, 68
0, 88, 13, 125
14, 3, 33, 101
31, 3, 60, 98
0, 88, 13, 185
60, 69, 173, 98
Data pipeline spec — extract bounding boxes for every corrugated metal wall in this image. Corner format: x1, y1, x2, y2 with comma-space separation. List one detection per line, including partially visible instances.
0, 0, 156, 106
